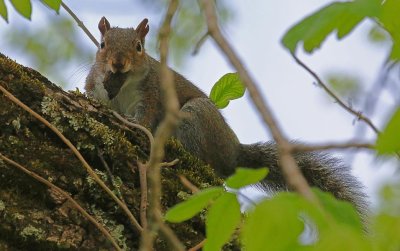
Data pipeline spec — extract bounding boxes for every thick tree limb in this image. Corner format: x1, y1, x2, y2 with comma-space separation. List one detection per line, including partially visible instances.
0, 53, 222, 250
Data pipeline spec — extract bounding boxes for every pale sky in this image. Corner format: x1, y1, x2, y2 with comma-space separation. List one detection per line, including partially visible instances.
1, 0, 398, 208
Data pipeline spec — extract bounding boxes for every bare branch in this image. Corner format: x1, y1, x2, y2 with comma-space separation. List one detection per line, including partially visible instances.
97, 149, 127, 204
139, 0, 185, 250
112, 111, 155, 147
198, 0, 317, 203
61, 2, 99, 48
160, 159, 180, 168
188, 239, 206, 251
192, 31, 210, 55
291, 53, 380, 134
0, 152, 122, 251
179, 175, 200, 193
138, 161, 148, 229
291, 141, 375, 153
0, 84, 142, 233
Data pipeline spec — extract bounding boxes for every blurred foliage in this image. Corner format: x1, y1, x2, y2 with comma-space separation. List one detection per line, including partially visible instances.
144, 0, 234, 66
0, 0, 8, 22
8, 0, 32, 20
166, 165, 400, 250
0, 0, 61, 22
282, 0, 381, 54
378, 183, 400, 214
1, 0, 234, 85
3, 17, 93, 86
376, 107, 400, 155
281, 0, 400, 61
325, 72, 362, 101
367, 25, 391, 45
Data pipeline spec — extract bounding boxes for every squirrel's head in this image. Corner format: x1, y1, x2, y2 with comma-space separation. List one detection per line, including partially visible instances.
97, 17, 150, 74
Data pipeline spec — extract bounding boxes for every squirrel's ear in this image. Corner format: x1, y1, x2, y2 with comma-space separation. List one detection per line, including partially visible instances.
136, 18, 149, 41
98, 17, 111, 36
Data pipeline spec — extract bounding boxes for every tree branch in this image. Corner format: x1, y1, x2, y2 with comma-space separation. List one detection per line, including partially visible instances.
198, 0, 317, 203
291, 141, 375, 153
291, 53, 380, 134
139, 0, 185, 250
0, 152, 122, 251
0, 84, 143, 234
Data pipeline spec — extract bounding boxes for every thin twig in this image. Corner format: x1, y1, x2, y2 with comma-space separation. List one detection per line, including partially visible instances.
157, 219, 185, 250
188, 239, 206, 251
97, 149, 127, 204
139, 0, 185, 250
291, 142, 375, 153
348, 63, 392, 164
138, 161, 148, 229
236, 190, 257, 207
112, 111, 155, 147
179, 175, 200, 193
198, 0, 317, 203
291, 53, 380, 134
0, 152, 122, 251
192, 31, 210, 55
97, 149, 114, 185
0, 84, 142, 233
160, 159, 180, 168
61, 2, 99, 48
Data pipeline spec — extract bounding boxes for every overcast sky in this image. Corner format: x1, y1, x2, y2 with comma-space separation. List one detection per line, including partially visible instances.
1, 0, 398, 208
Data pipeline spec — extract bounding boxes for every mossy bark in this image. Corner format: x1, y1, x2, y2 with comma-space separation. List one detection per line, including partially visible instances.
0, 53, 223, 250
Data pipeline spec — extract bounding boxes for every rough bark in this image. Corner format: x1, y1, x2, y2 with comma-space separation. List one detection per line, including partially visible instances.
0, 53, 223, 250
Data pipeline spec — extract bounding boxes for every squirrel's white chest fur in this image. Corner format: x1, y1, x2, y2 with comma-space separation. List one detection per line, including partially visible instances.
111, 74, 144, 116
88, 71, 111, 106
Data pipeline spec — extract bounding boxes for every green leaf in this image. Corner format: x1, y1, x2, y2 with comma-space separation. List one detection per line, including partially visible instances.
373, 214, 400, 250
41, 0, 62, 12
313, 189, 363, 231
241, 192, 305, 251
225, 168, 268, 189
326, 73, 360, 98
313, 227, 372, 251
281, 0, 381, 54
376, 108, 400, 154
10, 0, 31, 19
0, 0, 7, 22
210, 73, 246, 109
377, 0, 400, 61
164, 187, 224, 223
204, 192, 241, 251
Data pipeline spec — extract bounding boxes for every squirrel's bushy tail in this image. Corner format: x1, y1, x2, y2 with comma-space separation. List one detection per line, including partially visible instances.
238, 142, 369, 221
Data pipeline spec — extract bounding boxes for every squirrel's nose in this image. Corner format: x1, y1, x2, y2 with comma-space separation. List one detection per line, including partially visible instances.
112, 61, 125, 72
110, 53, 129, 73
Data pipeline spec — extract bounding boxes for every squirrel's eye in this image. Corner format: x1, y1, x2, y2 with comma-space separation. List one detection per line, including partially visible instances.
100, 42, 105, 49
136, 41, 142, 52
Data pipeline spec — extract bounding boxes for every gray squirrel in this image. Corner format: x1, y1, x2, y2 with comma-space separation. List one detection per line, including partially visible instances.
85, 17, 368, 220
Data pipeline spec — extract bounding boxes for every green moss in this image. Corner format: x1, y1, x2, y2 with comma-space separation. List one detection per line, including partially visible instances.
85, 169, 109, 202
11, 117, 21, 131
20, 225, 45, 240
110, 224, 128, 251
41, 95, 138, 158
0, 200, 5, 212
12, 213, 25, 221
40, 96, 64, 132
89, 206, 128, 250
7, 135, 23, 147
